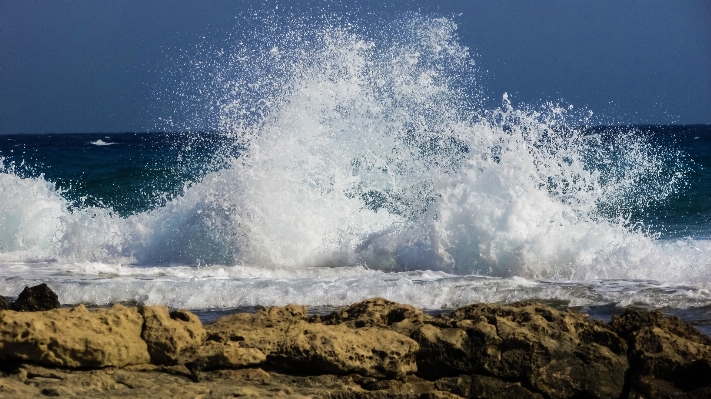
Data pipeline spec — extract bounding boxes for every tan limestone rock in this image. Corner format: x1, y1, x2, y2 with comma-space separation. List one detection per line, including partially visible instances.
5, 297, 711, 398
139, 306, 207, 365
0, 304, 149, 368
206, 304, 419, 378
322, 297, 428, 335
415, 302, 629, 399
0, 365, 373, 398
183, 341, 266, 371
276, 322, 419, 378
205, 304, 307, 354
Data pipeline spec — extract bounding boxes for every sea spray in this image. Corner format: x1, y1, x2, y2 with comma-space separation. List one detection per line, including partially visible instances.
0, 13, 699, 285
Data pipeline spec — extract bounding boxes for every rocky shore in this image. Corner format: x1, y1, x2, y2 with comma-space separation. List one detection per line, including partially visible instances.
0, 285, 710, 398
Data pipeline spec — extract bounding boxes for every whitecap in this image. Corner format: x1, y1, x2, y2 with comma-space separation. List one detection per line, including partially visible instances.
89, 139, 116, 146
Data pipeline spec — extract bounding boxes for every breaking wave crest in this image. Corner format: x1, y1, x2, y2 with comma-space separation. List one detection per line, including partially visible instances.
0, 14, 702, 283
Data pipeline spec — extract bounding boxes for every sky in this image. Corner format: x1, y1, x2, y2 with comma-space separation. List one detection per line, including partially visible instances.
1, 0, 710, 134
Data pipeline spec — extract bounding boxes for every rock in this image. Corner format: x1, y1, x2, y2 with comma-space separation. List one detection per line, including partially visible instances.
184, 341, 266, 371
4, 363, 212, 398
205, 304, 307, 355
201, 367, 272, 384
360, 376, 432, 394
3, 297, 711, 398
434, 375, 472, 398
415, 302, 629, 399
418, 392, 464, 399
354, 374, 473, 398
470, 374, 544, 399
0, 304, 150, 368
322, 297, 428, 334
411, 323, 473, 378
0, 364, 395, 399
611, 309, 711, 398
0, 296, 7, 311
139, 306, 206, 365
10, 283, 60, 312
206, 304, 419, 378
277, 323, 419, 378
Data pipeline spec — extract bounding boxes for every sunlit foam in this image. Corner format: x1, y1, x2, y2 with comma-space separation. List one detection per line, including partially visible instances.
89, 139, 116, 146
0, 14, 702, 284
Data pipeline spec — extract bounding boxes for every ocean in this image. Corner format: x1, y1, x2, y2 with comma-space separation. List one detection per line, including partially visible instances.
1, 15, 710, 333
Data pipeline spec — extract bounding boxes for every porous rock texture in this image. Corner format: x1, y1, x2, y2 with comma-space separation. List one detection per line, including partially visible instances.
204, 303, 420, 378
0, 296, 710, 398
139, 305, 207, 364
0, 304, 149, 368
611, 309, 711, 398
417, 302, 630, 399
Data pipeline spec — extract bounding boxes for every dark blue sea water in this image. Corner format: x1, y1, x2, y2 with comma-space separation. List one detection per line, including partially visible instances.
0, 132, 236, 216
1, 14, 710, 335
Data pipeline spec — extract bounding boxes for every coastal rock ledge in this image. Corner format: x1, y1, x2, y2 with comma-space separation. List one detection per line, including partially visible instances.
0, 298, 709, 398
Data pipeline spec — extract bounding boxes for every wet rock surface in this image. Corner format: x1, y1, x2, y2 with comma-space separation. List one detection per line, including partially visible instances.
9, 284, 60, 312
0, 293, 710, 398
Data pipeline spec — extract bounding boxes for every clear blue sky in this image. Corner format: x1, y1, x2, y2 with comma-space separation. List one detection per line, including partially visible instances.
1, 0, 710, 134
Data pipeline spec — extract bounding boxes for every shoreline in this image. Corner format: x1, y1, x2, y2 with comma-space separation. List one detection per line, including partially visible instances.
1, 287, 711, 398
11, 297, 710, 338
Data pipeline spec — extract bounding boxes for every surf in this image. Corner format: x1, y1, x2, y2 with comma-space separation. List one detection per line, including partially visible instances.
0, 13, 703, 285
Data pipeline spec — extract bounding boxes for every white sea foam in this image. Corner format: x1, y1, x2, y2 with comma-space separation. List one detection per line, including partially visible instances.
89, 139, 116, 146
0, 13, 706, 306
1, 263, 710, 311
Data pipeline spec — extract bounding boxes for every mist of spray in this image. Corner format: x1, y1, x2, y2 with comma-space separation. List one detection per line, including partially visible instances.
0, 13, 697, 282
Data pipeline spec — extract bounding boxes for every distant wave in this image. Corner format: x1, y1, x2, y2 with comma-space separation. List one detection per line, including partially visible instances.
89, 139, 116, 146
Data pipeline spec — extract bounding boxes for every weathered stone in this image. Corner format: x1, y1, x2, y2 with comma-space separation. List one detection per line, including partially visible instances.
206, 304, 419, 378
323, 297, 428, 335
248, 303, 309, 326
279, 323, 418, 378
415, 302, 629, 399
0, 365, 385, 399
10, 283, 60, 312
2, 297, 711, 398
3, 363, 210, 398
411, 323, 473, 378
419, 392, 464, 399
611, 309, 711, 397
434, 375, 472, 398
471, 374, 544, 399
360, 375, 435, 394
184, 341, 266, 371
139, 306, 207, 365
0, 304, 150, 368
198, 367, 273, 384
206, 304, 307, 355
354, 374, 471, 398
